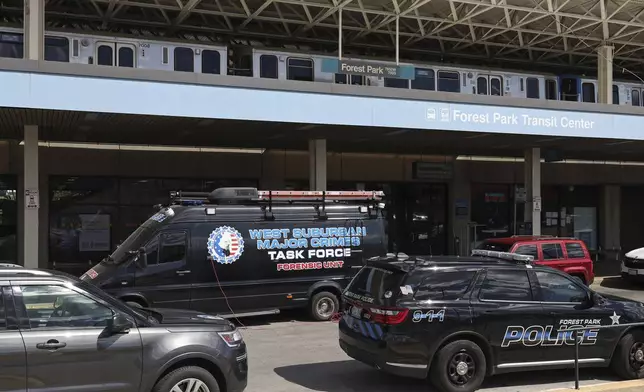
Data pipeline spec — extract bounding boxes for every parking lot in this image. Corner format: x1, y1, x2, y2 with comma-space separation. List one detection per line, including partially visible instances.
240, 277, 644, 392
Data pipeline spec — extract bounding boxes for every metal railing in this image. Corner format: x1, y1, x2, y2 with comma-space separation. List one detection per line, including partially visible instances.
569, 322, 644, 389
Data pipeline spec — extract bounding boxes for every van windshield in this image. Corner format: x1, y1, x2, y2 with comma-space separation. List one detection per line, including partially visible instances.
106, 207, 176, 265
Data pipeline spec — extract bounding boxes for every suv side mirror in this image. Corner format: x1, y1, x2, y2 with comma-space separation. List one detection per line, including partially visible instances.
107, 313, 133, 335
136, 247, 147, 269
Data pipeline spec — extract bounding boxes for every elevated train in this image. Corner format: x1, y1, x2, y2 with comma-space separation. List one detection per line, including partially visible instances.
1, 26, 641, 106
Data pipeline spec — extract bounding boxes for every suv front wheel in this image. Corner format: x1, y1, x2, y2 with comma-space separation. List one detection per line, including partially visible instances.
430, 340, 487, 392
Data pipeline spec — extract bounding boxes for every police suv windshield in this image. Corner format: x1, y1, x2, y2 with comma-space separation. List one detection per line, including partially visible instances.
106, 207, 176, 265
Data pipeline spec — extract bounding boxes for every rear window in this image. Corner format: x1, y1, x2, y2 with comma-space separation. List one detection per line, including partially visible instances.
565, 242, 586, 259
345, 266, 406, 305
414, 270, 478, 301
477, 241, 512, 252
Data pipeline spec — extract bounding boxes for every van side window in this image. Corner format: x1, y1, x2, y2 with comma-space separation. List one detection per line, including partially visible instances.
159, 232, 187, 264
541, 243, 564, 260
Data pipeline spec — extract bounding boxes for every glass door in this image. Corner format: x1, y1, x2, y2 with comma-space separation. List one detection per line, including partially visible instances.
391, 184, 448, 256
0, 176, 17, 263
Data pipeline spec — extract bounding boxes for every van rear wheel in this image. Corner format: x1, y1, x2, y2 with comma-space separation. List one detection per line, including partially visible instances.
310, 291, 339, 321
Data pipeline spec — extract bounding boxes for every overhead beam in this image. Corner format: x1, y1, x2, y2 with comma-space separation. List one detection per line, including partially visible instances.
173, 0, 202, 25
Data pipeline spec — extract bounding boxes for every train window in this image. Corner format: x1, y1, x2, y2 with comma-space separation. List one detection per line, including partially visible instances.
582, 83, 595, 103
162, 47, 169, 65
0, 32, 23, 58
476, 77, 488, 95
202, 50, 221, 74
437, 71, 460, 93
287, 58, 313, 81
490, 78, 502, 96
384, 78, 408, 88
118, 46, 134, 68
335, 74, 364, 85
44, 36, 69, 62
411, 68, 435, 90
174, 47, 194, 72
613, 85, 619, 105
633, 90, 640, 106
546, 79, 558, 100
97, 45, 113, 66
260, 55, 278, 79
526, 77, 540, 99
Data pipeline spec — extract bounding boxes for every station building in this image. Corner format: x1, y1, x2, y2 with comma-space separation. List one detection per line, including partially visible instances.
1, 0, 643, 276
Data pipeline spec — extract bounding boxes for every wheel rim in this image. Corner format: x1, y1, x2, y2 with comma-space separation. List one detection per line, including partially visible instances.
629, 342, 644, 371
316, 297, 335, 318
170, 378, 210, 392
447, 351, 476, 386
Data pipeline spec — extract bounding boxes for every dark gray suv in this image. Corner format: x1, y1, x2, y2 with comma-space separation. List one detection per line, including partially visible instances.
0, 267, 248, 392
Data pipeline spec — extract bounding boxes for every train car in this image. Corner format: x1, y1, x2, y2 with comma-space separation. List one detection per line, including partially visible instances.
0, 26, 227, 75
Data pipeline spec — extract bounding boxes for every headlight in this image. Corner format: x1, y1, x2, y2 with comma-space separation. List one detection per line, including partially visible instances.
218, 329, 243, 348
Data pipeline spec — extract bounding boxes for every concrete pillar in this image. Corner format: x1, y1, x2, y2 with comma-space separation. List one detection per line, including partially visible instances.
309, 139, 327, 191
597, 45, 614, 104
23, 0, 45, 61
524, 148, 541, 236
600, 185, 621, 259
23, 125, 39, 269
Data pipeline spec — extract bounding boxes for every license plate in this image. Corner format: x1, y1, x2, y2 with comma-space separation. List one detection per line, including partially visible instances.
350, 306, 362, 318
629, 269, 638, 276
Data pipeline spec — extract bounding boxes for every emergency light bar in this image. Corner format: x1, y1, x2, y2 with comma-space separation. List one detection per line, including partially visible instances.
471, 249, 534, 264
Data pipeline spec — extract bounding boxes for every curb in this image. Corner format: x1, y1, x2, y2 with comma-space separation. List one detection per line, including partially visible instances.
547, 379, 644, 391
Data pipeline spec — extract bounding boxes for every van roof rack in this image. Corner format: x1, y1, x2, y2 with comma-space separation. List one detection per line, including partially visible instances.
169, 187, 385, 206
471, 249, 534, 265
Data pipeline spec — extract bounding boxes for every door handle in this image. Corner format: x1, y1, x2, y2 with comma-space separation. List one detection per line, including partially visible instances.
36, 340, 66, 350
176, 270, 191, 275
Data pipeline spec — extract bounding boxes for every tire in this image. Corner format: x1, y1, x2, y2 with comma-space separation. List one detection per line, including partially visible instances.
309, 291, 339, 321
611, 330, 644, 380
152, 366, 220, 392
430, 340, 487, 392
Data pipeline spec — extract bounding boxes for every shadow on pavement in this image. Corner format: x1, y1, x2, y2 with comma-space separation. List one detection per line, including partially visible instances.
600, 277, 644, 290
229, 308, 316, 328
274, 361, 617, 392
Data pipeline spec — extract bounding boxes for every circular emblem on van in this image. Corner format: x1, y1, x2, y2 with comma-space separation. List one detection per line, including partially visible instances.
207, 226, 245, 265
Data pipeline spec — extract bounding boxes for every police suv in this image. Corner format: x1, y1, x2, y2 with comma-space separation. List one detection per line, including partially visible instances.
339, 250, 644, 392
81, 188, 387, 321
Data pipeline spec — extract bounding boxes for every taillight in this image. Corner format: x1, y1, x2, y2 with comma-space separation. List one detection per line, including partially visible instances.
368, 307, 409, 325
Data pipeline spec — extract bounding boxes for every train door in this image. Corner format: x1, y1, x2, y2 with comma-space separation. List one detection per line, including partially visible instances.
475, 75, 503, 96
95, 42, 136, 67
631, 87, 642, 107
545, 78, 558, 100
559, 76, 580, 101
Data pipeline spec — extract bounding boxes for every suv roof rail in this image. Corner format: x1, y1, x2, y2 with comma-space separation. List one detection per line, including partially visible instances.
471, 249, 534, 264
169, 188, 385, 206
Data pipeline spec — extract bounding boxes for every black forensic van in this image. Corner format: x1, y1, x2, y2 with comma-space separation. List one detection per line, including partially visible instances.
80, 187, 388, 321
339, 250, 644, 392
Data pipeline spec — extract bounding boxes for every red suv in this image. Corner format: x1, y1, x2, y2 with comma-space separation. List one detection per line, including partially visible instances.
477, 236, 595, 285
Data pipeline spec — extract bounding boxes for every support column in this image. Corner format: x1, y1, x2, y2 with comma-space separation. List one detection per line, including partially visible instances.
597, 45, 614, 104
309, 139, 327, 191
23, 125, 39, 269
524, 148, 541, 236
24, 0, 45, 61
